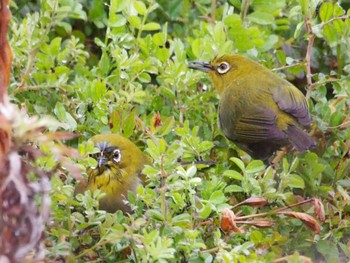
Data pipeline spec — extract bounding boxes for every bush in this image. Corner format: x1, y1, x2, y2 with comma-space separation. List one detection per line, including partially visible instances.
8, 0, 350, 261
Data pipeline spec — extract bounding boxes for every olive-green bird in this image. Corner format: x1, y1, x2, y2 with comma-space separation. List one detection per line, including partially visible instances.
188, 54, 316, 162
74, 134, 151, 213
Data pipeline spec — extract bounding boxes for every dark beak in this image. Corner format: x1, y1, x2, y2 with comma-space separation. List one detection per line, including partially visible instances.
188, 61, 213, 72
97, 156, 107, 168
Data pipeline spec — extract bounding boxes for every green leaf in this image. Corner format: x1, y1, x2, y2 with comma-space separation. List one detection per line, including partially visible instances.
316, 240, 340, 263
246, 160, 265, 174
134, 1, 147, 15
209, 190, 226, 205
147, 209, 165, 222
223, 170, 243, 181
287, 174, 305, 189
329, 111, 344, 127
153, 32, 166, 46
56, 21, 72, 34
319, 2, 334, 22
159, 117, 174, 136
123, 110, 136, 137
230, 157, 245, 172
228, 0, 241, 9
70, 2, 87, 20
109, 14, 126, 27
138, 72, 151, 83
224, 14, 242, 27
198, 141, 214, 153
294, 21, 304, 39
247, 11, 275, 25
290, 157, 300, 172
186, 165, 197, 177
197, 202, 212, 219
323, 24, 338, 47
276, 50, 287, 65
112, 0, 127, 13
128, 15, 141, 28
172, 213, 191, 226
53, 102, 77, 131
94, 37, 105, 48
143, 22, 161, 31
156, 48, 170, 62
49, 37, 61, 57
250, 230, 263, 243
251, 0, 286, 12
224, 185, 243, 193
282, 157, 290, 174
89, 0, 105, 20
98, 51, 110, 76
299, 0, 309, 15
91, 79, 106, 102
53, 102, 67, 122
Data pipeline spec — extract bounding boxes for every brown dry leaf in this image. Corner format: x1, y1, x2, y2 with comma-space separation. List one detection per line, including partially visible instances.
279, 211, 320, 234
313, 198, 325, 222
150, 112, 162, 132
221, 208, 242, 233
241, 196, 268, 208
200, 218, 214, 226
44, 131, 79, 141
237, 219, 274, 228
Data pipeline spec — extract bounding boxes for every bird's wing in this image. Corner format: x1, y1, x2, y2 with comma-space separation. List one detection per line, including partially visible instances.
272, 84, 311, 126
219, 103, 286, 143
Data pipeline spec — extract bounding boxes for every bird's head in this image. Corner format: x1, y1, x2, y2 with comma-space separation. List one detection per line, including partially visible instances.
87, 140, 123, 182
188, 54, 261, 95
86, 134, 149, 181
90, 141, 122, 173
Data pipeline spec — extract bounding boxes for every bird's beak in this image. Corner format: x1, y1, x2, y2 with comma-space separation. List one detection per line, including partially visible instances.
97, 156, 107, 168
188, 61, 213, 72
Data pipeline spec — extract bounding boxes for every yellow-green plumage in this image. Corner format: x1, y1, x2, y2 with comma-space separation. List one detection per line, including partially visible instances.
189, 54, 316, 161
74, 134, 151, 213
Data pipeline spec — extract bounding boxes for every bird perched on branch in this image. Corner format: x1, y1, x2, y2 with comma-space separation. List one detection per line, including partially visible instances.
74, 134, 151, 213
188, 54, 316, 162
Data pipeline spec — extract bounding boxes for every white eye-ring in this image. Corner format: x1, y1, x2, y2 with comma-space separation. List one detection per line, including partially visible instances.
112, 149, 121, 163
216, 62, 230, 74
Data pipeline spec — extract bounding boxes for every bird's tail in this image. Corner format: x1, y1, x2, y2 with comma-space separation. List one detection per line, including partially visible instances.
286, 125, 316, 152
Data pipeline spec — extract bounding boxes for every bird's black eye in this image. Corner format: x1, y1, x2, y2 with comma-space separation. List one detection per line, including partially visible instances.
217, 62, 230, 74
112, 149, 121, 163
88, 153, 97, 158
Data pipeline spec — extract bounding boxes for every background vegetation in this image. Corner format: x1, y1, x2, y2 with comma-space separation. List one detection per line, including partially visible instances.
7, 0, 350, 262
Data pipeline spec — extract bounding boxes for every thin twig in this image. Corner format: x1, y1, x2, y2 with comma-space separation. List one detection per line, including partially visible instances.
273, 198, 315, 213
305, 17, 315, 100
272, 62, 305, 72
308, 77, 339, 90
319, 14, 350, 29
235, 198, 315, 220
159, 155, 168, 221
210, 0, 216, 22
240, 0, 250, 22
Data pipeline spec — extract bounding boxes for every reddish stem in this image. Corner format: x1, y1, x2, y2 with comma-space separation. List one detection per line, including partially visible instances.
305, 17, 315, 99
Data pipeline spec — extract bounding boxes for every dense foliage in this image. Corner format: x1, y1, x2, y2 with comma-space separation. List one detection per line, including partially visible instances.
8, 0, 350, 262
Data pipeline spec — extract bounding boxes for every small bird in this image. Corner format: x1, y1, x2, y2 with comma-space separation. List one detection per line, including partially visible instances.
188, 54, 316, 162
74, 134, 151, 213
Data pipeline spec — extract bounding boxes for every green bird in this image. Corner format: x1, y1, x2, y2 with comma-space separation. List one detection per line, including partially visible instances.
75, 134, 151, 213
188, 54, 316, 162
